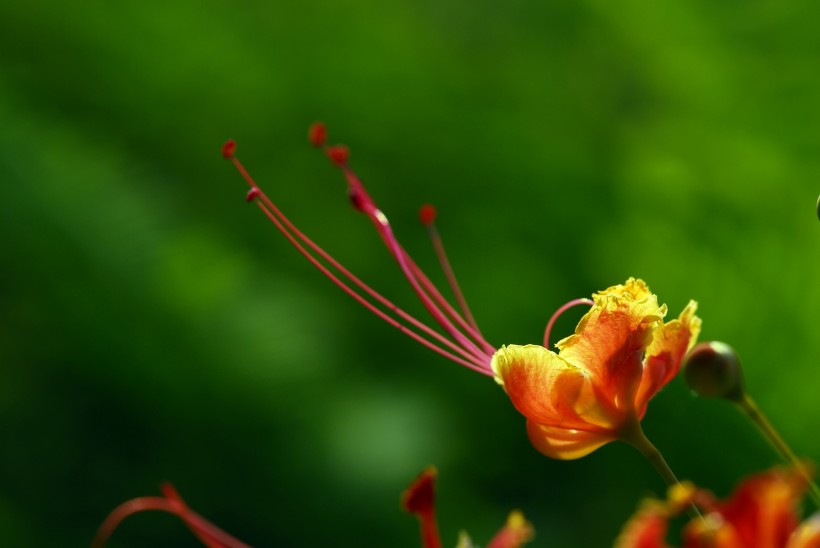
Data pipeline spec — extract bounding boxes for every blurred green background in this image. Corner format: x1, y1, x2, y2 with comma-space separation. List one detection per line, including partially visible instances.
2, 1, 819, 546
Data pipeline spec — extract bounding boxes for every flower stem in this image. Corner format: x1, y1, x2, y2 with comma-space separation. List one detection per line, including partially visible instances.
619, 419, 703, 521
737, 393, 820, 508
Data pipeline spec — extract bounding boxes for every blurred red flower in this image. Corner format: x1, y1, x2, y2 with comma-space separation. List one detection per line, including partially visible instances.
617, 466, 820, 548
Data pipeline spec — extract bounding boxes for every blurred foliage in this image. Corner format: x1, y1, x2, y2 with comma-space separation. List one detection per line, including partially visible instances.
1, 1, 819, 546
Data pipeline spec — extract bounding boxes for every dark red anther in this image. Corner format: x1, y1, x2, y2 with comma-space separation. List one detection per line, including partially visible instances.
308, 122, 327, 147
348, 188, 366, 212
418, 204, 438, 226
222, 140, 237, 159
326, 145, 349, 166
246, 188, 261, 202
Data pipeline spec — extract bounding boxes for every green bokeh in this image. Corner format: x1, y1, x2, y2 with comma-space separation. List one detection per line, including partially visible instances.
1, 1, 819, 546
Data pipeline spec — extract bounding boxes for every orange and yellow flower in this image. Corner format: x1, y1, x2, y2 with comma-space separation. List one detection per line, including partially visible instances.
225, 127, 701, 462
616, 466, 820, 548
492, 279, 701, 460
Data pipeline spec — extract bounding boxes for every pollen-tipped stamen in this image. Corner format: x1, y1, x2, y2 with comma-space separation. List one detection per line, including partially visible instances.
334, 167, 494, 358
309, 127, 496, 365
222, 140, 237, 160
388, 223, 494, 360
419, 203, 484, 337
224, 141, 493, 374
308, 121, 327, 148
543, 298, 594, 348
252, 196, 489, 372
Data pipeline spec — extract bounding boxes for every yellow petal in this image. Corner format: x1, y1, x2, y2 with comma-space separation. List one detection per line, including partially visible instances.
492, 344, 618, 430
556, 278, 666, 413
525, 420, 614, 460
635, 300, 702, 414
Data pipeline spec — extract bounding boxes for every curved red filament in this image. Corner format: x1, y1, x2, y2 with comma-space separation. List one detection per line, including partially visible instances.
543, 298, 595, 348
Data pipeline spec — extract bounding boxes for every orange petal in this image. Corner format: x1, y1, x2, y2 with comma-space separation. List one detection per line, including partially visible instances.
557, 278, 666, 413
493, 345, 617, 431
526, 420, 614, 460
635, 300, 701, 414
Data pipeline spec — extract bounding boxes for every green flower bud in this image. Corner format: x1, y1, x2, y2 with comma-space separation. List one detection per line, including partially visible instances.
683, 341, 745, 402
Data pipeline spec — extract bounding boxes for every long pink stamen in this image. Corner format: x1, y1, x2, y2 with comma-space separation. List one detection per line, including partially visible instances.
318, 134, 492, 359
225, 141, 493, 374
402, 249, 495, 355
331, 158, 495, 366
92, 484, 250, 548
419, 204, 481, 333
543, 298, 594, 348
407, 221, 496, 355
232, 157, 479, 366
369, 212, 490, 363
253, 198, 491, 374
